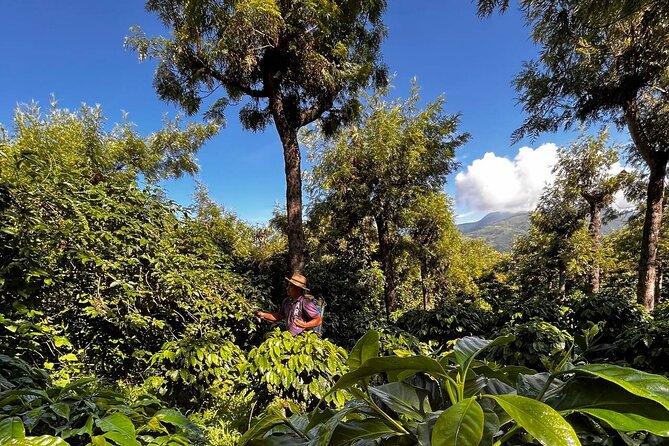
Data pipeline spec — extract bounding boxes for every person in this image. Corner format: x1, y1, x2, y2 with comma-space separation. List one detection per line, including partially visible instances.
254, 273, 322, 336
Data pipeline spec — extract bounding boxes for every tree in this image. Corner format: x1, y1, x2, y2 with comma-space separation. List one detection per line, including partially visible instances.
127, 0, 388, 275
0, 104, 257, 384
307, 85, 468, 319
552, 130, 630, 293
517, 187, 587, 299
405, 192, 457, 310
478, 0, 669, 310
404, 193, 501, 308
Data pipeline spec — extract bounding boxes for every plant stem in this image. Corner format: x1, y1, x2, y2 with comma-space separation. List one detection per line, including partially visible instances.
353, 387, 410, 435
494, 424, 520, 446
285, 419, 310, 440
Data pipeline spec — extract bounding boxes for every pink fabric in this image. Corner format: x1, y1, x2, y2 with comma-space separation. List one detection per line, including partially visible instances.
279, 295, 320, 336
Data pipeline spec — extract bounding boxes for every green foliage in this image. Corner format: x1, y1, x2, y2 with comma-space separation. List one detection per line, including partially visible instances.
128, 0, 387, 132
305, 210, 385, 347
241, 330, 669, 445
244, 329, 349, 410
0, 104, 257, 386
615, 318, 669, 376
396, 299, 494, 345
306, 82, 468, 316
491, 320, 572, 371
146, 332, 248, 409
129, 0, 391, 274
479, 0, 669, 309
0, 355, 201, 445
495, 296, 567, 328
567, 289, 648, 346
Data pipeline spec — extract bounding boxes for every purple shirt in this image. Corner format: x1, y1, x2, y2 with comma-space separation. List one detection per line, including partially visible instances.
279, 295, 320, 336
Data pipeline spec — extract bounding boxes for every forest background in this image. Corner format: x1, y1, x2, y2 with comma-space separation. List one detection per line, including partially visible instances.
1, 1, 669, 446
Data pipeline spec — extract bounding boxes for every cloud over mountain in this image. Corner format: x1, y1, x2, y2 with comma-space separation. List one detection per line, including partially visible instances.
455, 143, 559, 213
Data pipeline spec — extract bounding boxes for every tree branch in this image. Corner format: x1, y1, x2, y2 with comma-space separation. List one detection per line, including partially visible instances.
183, 45, 268, 99
300, 94, 336, 127
623, 98, 653, 166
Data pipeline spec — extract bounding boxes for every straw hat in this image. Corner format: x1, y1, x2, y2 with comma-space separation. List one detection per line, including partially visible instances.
285, 273, 309, 291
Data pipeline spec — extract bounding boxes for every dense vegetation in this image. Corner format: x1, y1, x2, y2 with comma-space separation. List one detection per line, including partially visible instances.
1, 0, 669, 445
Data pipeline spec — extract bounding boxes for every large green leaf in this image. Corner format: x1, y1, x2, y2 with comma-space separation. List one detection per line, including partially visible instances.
473, 365, 537, 387
329, 419, 404, 446
487, 395, 580, 446
103, 431, 141, 446
91, 435, 110, 446
454, 335, 514, 373
71, 416, 94, 437
569, 364, 669, 411
154, 409, 192, 429
305, 408, 337, 434
96, 414, 135, 439
307, 405, 366, 446
480, 409, 499, 446
329, 356, 446, 394
432, 398, 484, 446
57, 378, 96, 396
0, 417, 25, 441
516, 373, 564, 399
347, 330, 380, 371
50, 402, 70, 421
4, 436, 69, 445
548, 377, 669, 436
246, 436, 308, 446
237, 410, 290, 446
416, 413, 440, 446
369, 382, 429, 419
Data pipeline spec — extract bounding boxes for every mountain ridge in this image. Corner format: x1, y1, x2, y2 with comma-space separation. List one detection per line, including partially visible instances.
458, 211, 630, 252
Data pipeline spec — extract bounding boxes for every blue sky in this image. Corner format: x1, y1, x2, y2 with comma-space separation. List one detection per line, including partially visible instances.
0, 1, 625, 223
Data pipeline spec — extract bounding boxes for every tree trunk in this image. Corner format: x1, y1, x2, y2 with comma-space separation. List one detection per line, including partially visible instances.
558, 263, 567, 301
268, 87, 306, 275
588, 202, 602, 294
637, 156, 668, 311
624, 100, 668, 311
420, 258, 430, 310
280, 128, 306, 275
655, 260, 663, 304
376, 215, 396, 320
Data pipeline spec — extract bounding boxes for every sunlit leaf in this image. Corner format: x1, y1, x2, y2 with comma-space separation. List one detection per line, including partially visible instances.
487, 394, 580, 446
432, 398, 484, 446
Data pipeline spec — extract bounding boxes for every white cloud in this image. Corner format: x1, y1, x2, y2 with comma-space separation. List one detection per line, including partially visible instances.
455, 143, 559, 213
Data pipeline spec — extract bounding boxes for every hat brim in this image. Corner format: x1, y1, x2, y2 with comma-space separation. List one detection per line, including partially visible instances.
285, 277, 309, 291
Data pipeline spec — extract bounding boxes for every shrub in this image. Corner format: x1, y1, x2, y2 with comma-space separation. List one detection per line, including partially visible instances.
567, 289, 648, 345
396, 299, 494, 344
243, 329, 348, 410
495, 295, 567, 329
241, 330, 669, 446
0, 355, 200, 445
145, 331, 248, 409
653, 301, 669, 321
490, 320, 572, 371
615, 319, 669, 376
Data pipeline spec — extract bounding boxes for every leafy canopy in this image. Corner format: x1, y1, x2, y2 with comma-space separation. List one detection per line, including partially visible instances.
127, 0, 388, 132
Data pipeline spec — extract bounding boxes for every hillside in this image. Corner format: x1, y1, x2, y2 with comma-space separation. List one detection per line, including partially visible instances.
458, 211, 631, 252
459, 212, 530, 252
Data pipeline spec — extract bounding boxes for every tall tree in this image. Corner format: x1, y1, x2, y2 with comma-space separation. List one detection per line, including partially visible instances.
528, 187, 587, 299
127, 0, 388, 275
552, 130, 630, 293
307, 85, 468, 319
405, 192, 457, 310
478, 0, 669, 310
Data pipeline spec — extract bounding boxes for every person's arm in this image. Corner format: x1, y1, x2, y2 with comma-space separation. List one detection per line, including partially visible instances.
295, 300, 322, 328
255, 310, 283, 322
295, 314, 321, 328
